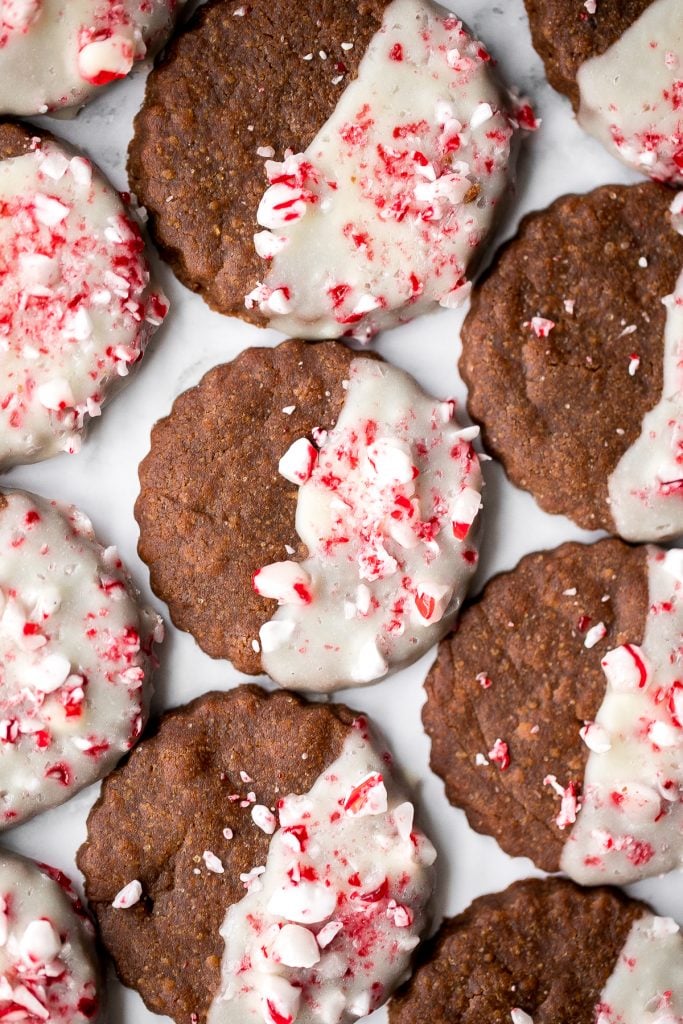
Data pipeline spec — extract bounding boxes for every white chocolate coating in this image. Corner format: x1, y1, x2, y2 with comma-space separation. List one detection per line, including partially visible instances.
208, 719, 436, 1024
608, 193, 683, 541
0, 138, 168, 471
561, 547, 683, 885
0, 489, 163, 828
0, 850, 100, 1021
0, 0, 186, 115
247, 0, 521, 342
596, 914, 683, 1024
577, 0, 683, 185
257, 358, 482, 692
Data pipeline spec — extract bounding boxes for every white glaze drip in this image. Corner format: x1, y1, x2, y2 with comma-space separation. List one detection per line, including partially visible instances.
577, 0, 683, 184
561, 547, 683, 884
207, 721, 436, 1024
258, 358, 482, 692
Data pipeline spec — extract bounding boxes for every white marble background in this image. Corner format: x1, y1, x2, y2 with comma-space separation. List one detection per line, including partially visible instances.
4, 1, 681, 1021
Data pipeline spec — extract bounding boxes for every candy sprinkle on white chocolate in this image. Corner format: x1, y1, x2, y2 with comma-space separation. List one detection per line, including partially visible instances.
257, 357, 483, 691
0, 0, 188, 115
247, 0, 527, 341
560, 547, 683, 884
207, 717, 435, 1024
0, 850, 100, 1021
0, 137, 168, 470
0, 488, 162, 828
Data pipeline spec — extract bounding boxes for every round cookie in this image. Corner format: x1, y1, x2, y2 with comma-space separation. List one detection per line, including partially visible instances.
135, 339, 483, 690
129, 0, 526, 340
0, 849, 101, 1021
424, 539, 683, 885
0, 487, 163, 828
0, 122, 169, 471
0, 0, 187, 115
78, 686, 437, 1024
390, 878, 683, 1024
461, 183, 683, 540
525, 0, 683, 183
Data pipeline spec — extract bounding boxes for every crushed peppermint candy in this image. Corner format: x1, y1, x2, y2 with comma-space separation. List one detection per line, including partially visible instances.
0, 0, 188, 115
0, 139, 168, 470
209, 719, 435, 1024
112, 879, 143, 909
247, 0, 524, 341
0, 851, 100, 1022
584, 621, 607, 649
258, 357, 482, 691
487, 738, 510, 771
0, 489, 162, 828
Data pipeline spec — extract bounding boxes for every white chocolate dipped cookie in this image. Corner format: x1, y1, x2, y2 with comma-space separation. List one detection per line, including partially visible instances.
0, 0, 187, 115
0, 487, 163, 828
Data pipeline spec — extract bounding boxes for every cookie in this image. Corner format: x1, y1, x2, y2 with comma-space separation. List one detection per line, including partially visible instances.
78, 686, 437, 1024
525, 0, 683, 183
461, 183, 683, 540
390, 877, 683, 1024
424, 539, 683, 886
0, 487, 163, 828
0, 121, 169, 471
0, 849, 101, 1022
129, 0, 529, 341
0, 0, 187, 115
136, 339, 482, 690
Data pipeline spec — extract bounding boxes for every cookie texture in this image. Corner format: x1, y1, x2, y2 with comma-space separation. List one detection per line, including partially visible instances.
136, 339, 360, 671
524, 0, 653, 108
423, 540, 650, 872
460, 183, 683, 533
389, 878, 645, 1024
0, 119, 35, 159
129, 0, 386, 320
77, 687, 357, 1024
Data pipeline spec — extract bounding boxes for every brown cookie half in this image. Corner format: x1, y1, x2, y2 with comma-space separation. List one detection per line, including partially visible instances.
77, 687, 358, 1023
389, 878, 647, 1024
524, 0, 653, 109
128, 0, 386, 320
135, 339, 358, 672
423, 539, 650, 872
460, 182, 683, 535
0, 119, 35, 159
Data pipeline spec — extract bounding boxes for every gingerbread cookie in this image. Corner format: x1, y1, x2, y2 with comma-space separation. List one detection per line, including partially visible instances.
136, 339, 482, 690
0, 122, 169, 471
525, 0, 683, 183
424, 539, 683, 886
129, 0, 530, 341
461, 183, 683, 540
0, 488, 163, 828
0, 0, 187, 115
78, 686, 437, 1024
0, 850, 101, 1021
390, 878, 683, 1024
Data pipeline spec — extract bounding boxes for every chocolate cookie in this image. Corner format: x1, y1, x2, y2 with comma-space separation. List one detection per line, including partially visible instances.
0, 121, 169, 471
136, 339, 483, 691
0, 0, 188, 115
390, 878, 683, 1024
525, 0, 683, 183
0, 487, 163, 828
0, 849, 101, 1022
424, 539, 683, 885
461, 182, 683, 541
78, 686, 437, 1024
129, 0, 525, 341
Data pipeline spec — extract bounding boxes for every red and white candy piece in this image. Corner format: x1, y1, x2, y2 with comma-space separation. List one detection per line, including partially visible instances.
278, 438, 318, 485
253, 562, 313, 606
601, 644, 650, 691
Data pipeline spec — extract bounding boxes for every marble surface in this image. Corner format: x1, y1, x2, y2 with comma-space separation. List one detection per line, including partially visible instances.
3, 1, 681, 1022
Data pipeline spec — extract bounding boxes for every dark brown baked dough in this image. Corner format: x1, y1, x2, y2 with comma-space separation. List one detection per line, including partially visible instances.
129, 0, 387, 319
77, 686, 358, 1024
460, 183, 683, 533
423, 540, 649, 871
524, 0, 654, 109
390, 878, 646, 1024
0, 119, 35, 158
135, 339, 365, 672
